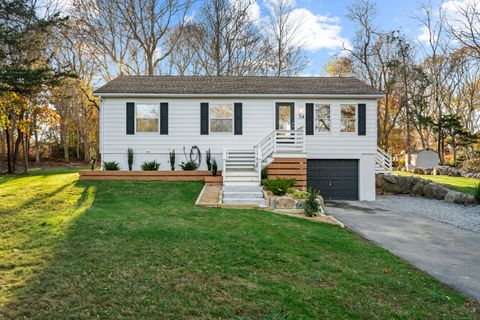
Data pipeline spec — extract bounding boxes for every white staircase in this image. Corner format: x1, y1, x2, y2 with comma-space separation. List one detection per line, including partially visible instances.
375, 147, 392, 174
221, 127, 306, 206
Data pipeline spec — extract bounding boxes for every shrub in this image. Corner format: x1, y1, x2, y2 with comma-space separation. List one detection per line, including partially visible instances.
141, 160, 160, 171
261, 166, 268, 180
205, 148, 212, 171
304, 188, 320, 217
287, 187, 308, 200
103, 161, 120, 170
169, 150, 175, 171
262, 178, 295, 195
180, 160, 199, 171
211, 159, 218, 176
90, 156, 96, 170
127, 148, 134, 171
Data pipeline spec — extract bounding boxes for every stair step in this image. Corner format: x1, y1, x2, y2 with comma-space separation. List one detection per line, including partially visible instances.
223, 191, 264, 198
223, 181, 260, 187
223, 198, 265, 205
225, 166, 256, 170
228, 150, 255, 154
224, 171, 258, 177
222, 186, 263, 192
224, 176, 259, 182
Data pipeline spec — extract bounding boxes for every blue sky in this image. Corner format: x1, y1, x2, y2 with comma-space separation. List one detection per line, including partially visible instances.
291, 0, 424, 74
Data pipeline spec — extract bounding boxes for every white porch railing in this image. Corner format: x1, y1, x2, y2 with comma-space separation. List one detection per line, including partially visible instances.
254, 126, 306, 174
375, 147, 392, 174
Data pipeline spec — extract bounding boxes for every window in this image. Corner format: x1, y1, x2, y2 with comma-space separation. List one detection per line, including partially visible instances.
314, 104, 330, 133
340, 104, 356, 133
210, 104, 233, 133
136, 104, 159, 132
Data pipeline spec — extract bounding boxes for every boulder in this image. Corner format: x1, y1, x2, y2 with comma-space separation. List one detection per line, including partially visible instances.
375, 174, 383, 188
263, 190, 274, 207
433, 165, 448, 176
422, 183, 435, 199
414, 168, 424, 175
295, 200, 304, 209
410, 181, 425, 197
274, 196, 295, 209
461, 194, 477, 206
444, 190, 464, 204
382, 174, 398, 184
406, 164, 416, 172
432, 185, 449, 200
423, 168, 433, 175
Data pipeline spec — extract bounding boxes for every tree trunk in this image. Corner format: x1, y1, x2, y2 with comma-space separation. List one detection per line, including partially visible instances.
33, 114, 40, 163
12, 130, 23, 172
63, 132, 69, 162
5, 129, 12, 173
23, 135, 29, 173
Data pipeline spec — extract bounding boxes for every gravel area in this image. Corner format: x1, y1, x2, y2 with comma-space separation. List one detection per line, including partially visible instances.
374, 195, 480, 233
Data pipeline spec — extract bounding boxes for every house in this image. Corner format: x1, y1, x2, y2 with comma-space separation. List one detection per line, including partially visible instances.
405, 148, 439, 169
93, 76, 388, 203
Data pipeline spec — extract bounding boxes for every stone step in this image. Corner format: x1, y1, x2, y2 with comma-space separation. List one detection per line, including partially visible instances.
222, 186, 263, 192
223, 191, 264, 198
223, 176, 259, 182
223, 181, 260, 187
222, 198, 265, 205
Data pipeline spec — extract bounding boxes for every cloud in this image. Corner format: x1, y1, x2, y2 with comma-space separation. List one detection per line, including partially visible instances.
232, 0, 261, 22
285, 8, 350, 51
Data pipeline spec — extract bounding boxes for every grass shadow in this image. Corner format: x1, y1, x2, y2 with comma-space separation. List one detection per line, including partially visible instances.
0, 175, 477, 319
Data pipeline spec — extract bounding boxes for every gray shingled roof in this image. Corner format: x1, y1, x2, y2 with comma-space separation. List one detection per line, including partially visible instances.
93, 76, 382, 95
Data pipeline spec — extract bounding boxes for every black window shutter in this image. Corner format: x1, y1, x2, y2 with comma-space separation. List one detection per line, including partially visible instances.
160, 102, 168, 135
234, 102, 242, 135
358, 103, 366, 136
305, 103, 314, 135
126, 102, 135, 135
200, 102, 209, 135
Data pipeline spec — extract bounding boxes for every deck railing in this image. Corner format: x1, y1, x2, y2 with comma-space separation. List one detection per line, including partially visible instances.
375, 147, 392, 174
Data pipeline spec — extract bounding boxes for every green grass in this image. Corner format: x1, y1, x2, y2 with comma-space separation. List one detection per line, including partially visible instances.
394, 171, 480, 196
0, 168, 478, 319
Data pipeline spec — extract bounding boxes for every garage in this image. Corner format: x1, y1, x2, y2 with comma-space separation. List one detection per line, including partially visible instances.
307, 159, 359, 200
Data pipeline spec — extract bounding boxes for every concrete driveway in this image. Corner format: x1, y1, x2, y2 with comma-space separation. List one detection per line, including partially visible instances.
326, 197, 480, 301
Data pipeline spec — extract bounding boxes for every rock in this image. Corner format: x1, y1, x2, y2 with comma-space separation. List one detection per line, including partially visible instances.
423, 183, 435, 199
317, 195, 325, 208
399, 176, 416, 193
406, 164, 416, 172
375, 174, 383, 188
432, 184, 449, 200
410, 182, 425, 197
444, 190, 464, 204
382, 174, 398, 184
414, 168, 424, 175
461, 194, 477, 206
263, 190, 274, 207
274, 196, 295, 209
295, 200, 304, 209
433, 165, 448, 176
424, 168, 433, 175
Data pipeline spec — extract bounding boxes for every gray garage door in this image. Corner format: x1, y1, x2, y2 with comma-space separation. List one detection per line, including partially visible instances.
307, 159, 359, 200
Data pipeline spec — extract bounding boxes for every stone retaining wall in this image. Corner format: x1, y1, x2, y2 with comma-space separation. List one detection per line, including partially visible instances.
376, 174, 477, 206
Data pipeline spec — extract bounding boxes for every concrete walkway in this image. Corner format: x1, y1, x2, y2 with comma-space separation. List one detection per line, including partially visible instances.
326, 198, 480, 301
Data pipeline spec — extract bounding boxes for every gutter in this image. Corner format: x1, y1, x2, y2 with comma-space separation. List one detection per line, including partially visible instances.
92, 92, 385, 99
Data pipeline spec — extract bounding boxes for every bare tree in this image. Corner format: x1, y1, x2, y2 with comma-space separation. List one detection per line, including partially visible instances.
264, 0, 308, 76
197, 0, 266, 76
450, 0, 480, 60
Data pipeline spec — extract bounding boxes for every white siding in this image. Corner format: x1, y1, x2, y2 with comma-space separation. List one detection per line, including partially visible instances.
101, 97, 378, 200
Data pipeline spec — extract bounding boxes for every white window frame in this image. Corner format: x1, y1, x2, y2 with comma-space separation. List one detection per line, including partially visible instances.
340, 104, 357, 134
314, 103, 331, 134
209, 103, 234, 134
135, 103, 160, 134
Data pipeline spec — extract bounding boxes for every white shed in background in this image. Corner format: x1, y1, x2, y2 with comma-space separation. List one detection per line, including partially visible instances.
406, 149, 439, 168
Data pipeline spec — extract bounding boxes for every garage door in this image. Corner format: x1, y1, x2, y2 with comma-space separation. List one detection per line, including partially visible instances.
307, 159, 359, 200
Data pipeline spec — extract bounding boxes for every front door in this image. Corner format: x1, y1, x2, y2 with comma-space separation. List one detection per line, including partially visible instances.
276, 103, 295, 130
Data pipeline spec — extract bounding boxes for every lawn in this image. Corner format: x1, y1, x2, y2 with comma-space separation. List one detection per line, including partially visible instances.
394, 171, 480, 196
0, 168, 477, 319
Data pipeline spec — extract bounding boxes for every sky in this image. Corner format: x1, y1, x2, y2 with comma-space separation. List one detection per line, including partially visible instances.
268, 0, 425, 75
